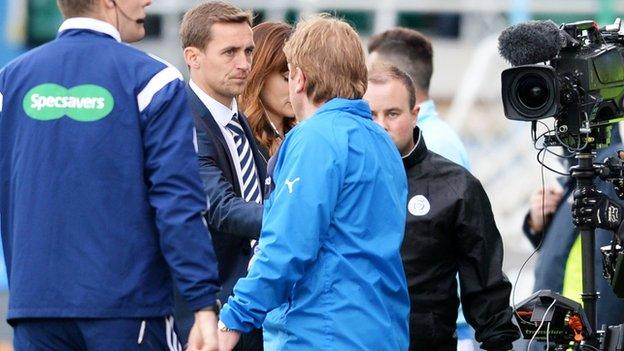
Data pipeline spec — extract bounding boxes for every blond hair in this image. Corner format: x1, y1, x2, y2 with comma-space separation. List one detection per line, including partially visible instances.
180, 1, 252, 49
283, 14, 367, 104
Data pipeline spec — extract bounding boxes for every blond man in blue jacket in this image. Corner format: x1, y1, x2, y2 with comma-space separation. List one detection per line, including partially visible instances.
217, 14, 410, 351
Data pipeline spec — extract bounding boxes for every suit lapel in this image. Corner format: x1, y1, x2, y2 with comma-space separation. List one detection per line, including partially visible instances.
185, 85, 240, 192
186, 85, 229, 150
185, 84, 267, 198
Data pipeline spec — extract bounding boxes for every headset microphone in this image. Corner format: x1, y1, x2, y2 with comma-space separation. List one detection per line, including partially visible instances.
111, 0, 144, 24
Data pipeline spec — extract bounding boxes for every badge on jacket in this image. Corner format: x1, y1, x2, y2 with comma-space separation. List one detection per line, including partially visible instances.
408, 195, 430, 216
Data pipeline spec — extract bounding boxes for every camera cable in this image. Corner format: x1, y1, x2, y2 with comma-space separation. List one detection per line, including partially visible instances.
527, 299, 557, 351
512, 142, 551, 325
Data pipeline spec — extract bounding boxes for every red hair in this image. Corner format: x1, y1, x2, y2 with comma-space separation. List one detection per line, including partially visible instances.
239, 22, 295, 156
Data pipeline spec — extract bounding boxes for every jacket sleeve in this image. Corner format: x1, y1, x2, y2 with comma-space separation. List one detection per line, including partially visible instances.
219, 128, 342, 332
141, 77, 220, 311
455, 177, 519, 351
195, 126, 262, 239
522, 213, 544, 248
0, 67, 4, 121
523, 177, 571, 249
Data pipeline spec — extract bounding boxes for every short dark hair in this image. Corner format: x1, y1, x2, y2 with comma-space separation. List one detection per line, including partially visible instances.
180, 1, 253, 49
368, 28, 433, 94
368, 63, 417, 111
56, 0, 97, 18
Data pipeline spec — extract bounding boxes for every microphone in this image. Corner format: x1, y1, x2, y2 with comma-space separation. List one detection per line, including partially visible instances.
111, 0, 145, 24
498, 20, 565, 66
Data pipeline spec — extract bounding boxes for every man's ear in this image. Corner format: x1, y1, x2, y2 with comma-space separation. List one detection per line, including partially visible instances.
183, 47, 201, 70
411, 105, 420, 127
294, 67, 306, 94
102, 0, 116, 10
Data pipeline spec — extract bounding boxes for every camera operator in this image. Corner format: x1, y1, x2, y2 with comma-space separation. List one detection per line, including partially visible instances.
523, 139, 624, 331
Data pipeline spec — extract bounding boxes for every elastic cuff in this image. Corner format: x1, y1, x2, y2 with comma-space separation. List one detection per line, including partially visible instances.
186, 294, 218, 312
219, 304, 255, 333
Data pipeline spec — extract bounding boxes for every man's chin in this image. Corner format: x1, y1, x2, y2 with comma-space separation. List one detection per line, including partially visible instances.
122, 29, 145, 43
225, 86, 245, 98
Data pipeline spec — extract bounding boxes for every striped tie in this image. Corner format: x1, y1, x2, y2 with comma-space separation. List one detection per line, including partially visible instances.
226, 114, 262, 204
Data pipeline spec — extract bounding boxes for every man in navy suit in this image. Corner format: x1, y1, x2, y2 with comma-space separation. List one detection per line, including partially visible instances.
176, 2, 266, 350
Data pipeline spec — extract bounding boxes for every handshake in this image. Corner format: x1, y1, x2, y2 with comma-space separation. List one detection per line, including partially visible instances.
185, 307, 242, 351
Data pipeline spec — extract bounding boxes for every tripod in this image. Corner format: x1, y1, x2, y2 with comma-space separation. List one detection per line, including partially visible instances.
569, 148, 600, 347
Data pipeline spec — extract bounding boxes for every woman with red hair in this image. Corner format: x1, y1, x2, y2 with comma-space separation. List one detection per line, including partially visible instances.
240, 21, 295, 159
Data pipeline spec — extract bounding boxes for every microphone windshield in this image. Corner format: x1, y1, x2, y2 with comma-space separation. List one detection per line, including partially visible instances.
498, 20, 562, 66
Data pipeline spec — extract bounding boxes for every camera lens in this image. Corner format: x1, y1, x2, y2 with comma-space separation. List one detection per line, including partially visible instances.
501, 65, 557, 121
516, 75, 550, 110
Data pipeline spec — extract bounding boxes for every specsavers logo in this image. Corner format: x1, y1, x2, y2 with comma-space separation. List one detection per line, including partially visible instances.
23, 83, 114, 122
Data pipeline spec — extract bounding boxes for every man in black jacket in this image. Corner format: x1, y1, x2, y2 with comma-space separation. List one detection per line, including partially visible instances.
175, 2, 266, 350
363, 64, 519, 351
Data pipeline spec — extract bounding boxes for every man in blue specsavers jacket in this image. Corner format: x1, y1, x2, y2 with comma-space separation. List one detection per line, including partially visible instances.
0, 0, 220, 349
217, 14, 411, 351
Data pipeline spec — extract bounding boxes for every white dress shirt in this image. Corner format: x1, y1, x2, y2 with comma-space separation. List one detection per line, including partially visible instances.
189, 79, 259, 195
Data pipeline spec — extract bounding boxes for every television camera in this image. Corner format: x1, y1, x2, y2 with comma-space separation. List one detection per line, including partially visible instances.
499, 18, 624, 350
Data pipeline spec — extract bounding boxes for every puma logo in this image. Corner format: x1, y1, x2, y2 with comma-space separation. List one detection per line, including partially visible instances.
285, 177, 301, 194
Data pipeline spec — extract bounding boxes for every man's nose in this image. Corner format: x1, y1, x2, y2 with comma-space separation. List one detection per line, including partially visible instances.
236, 52, 251, 71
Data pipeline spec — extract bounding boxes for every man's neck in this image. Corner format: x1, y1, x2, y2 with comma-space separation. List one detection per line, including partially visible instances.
79, 8, 117, 29
296, 101, 322, 122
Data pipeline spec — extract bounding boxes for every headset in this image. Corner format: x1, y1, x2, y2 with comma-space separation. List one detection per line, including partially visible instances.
111, 0, 144, 24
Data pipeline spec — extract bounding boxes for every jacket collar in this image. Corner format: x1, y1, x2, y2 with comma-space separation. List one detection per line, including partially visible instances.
402, 127, 428, 169
189, 79, 238, 127
58, 17, 122, 43
185, 84, 227, 145
314, 98, 372, 120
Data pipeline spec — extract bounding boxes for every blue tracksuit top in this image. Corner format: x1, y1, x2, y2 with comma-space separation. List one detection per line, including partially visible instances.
220, 98, 410, 350
0, 18, 219, 320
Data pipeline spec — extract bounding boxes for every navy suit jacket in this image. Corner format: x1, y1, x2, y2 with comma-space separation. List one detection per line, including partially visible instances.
185, 85, 267, 300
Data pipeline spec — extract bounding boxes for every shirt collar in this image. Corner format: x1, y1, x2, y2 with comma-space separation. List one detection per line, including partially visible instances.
417, 99, 436, 123
58, 17, 122, 43
189, 79, 238, 127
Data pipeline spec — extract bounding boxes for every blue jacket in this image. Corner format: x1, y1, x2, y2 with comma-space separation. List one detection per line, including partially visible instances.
220, 98, 410, 350
0, 19, 219, 320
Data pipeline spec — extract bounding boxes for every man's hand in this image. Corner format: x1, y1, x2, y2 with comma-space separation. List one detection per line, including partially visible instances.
528, 186, 563, 233
572, 186, 623, 231
187, 310, 218, 351
217, 327, 241, 351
